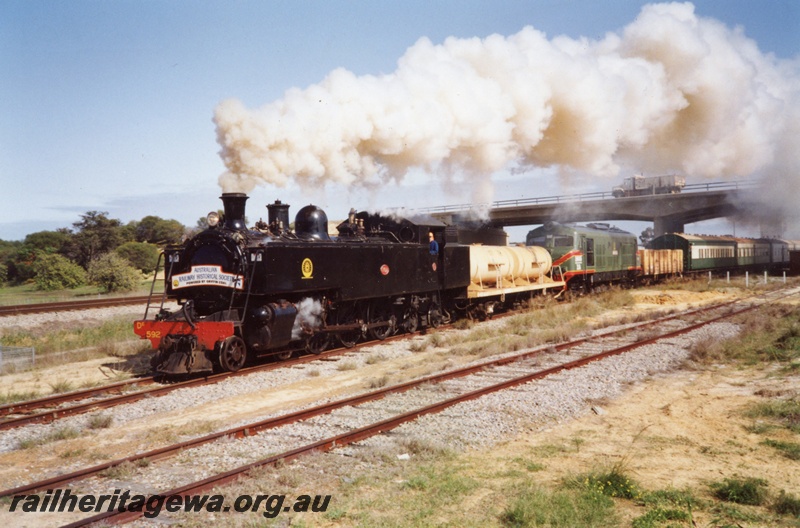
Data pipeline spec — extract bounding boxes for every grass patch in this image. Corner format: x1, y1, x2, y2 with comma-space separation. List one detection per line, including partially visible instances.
48, 378, 74, 394
633, 487, 700, 528
710, 476, 769, 505
512, 457, 545, 472
100, 461, 137, 480
709, 501, 772, 525
335, 360, 357, 371
0, 278, 158, 305
773, 490, 800, 517
688, 301, 800, 368
367, 375, 389, 389
0, 316, 144, 361
762, 438, 800, 460
396, 437, 454, 460
744, 399, 800, 433
58, 447, 86, 459
638, 487, 701, 510
364, 352, 387, 365
631, 507, 691, 528
501, 482, 618, 527
568, 464, 640, 500
87, 413, 113, 429
0, 389, 40, 405
408, 339, 430, 352
18, 426, 81, 449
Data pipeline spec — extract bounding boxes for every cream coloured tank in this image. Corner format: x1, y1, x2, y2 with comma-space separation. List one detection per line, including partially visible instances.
469, 245, 553, 287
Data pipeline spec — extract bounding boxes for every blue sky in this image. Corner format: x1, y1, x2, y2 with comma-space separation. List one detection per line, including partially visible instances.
1, 1, 798, 241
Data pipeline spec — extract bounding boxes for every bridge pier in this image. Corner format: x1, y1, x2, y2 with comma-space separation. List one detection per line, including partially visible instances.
654, 216, 685, 237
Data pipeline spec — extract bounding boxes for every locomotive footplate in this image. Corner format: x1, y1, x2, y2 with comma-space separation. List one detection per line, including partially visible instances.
134, 320, 234, 354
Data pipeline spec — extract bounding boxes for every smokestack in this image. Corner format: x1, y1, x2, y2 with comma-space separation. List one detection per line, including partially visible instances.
220, 193, 248, 231
267, 199, 290, 232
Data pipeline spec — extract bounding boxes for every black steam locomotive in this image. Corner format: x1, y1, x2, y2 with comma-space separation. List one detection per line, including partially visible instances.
135, 193, 564, 375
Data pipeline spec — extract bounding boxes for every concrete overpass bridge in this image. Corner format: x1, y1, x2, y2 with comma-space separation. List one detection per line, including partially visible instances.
422, 181, 778, 237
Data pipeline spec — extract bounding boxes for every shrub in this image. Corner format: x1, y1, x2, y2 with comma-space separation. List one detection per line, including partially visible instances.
568, 464, 640, 500
0, 262, 6, 284
115, 241, 159, 272
87, 413, 114, 429
31, 252, 87, 291
88, 253, 141, 292
710, 477, 768, 505
773, 490, 800, 517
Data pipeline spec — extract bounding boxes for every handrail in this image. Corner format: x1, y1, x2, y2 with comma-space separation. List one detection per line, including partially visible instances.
413, 180, 757, 215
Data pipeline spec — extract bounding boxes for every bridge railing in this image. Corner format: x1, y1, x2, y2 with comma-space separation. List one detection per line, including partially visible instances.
414, 180, 756, 215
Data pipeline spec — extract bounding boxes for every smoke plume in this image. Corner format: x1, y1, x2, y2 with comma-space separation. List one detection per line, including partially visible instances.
214, 2, 799, 213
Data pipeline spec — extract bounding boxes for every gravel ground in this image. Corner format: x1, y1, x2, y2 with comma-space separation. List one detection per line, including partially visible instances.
117, 318, 744, 528
7, 315, 742, 497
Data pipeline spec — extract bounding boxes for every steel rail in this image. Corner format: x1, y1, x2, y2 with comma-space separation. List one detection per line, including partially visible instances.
3, 289, 789, 500
0, 350, 335, 431
0, 377, 158, 418
0, 321, 416, 423
0, 331, 415, 430
0, 296, 154, 317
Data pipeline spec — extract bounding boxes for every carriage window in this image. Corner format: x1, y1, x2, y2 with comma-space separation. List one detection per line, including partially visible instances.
528, 236, 547, 246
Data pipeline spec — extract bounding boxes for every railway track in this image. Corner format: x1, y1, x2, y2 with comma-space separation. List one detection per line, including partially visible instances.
0, 296, 154, 316
3, 287, 795, 526
0, 340, 396, 430
0, 290, 749, 430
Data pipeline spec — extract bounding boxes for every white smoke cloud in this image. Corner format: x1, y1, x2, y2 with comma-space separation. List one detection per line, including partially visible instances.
291, 297, 325, 340
214, 2, 799, 213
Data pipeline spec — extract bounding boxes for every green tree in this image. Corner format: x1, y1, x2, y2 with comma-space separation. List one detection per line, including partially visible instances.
120, 221, 138, 243
66, 211, 125, 268
88, 253, 141, 293
8, 246, 40, 283
6, 231, 71, 284
0, 239, 22, 282
115, 241, 159, 272
135, 216, 185, 244
0, 262, 7, 284
24, 230, 71, 254
32, 253, 87, 291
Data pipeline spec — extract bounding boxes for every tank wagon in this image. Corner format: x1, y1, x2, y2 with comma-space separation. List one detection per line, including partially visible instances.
134, 193, 565, 375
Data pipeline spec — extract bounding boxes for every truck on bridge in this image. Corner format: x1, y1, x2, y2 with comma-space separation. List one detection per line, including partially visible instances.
612, 174, 686, 198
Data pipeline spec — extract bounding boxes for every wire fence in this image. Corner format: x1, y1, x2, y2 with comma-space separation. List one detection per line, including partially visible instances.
0, 346, 36, 374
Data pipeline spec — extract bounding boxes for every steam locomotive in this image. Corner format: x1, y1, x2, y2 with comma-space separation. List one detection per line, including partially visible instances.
135, 193, 565, 375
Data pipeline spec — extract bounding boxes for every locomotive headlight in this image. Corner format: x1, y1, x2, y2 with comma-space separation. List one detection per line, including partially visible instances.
207, 211, 220, 227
